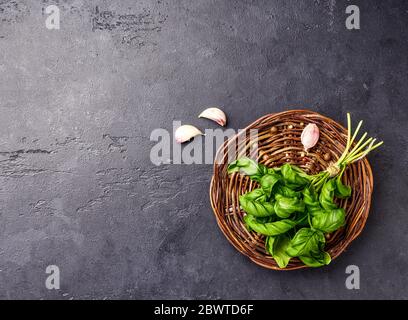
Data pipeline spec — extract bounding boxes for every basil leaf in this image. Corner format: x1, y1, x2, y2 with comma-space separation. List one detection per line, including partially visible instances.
286, 228, 325, 257
227, 158, 268, 182
291, 164, 313, 177
274, 194, 305, 218
256, 215, 276, 223
260, 173, 281, 198
228, 158, 259, 176
239, 189, 275, 217
302, 186, 321, 215
276, 185, 302, 198
334, 176, 352, 199
265, 235, 291, 268
244, 214, 297, 236
241, 188, 266, 201
289, 228, 331, 267
281, 163, 311, 189
299, 251, 331, 267
319, 179, 338, 210
311, 208, 346, 233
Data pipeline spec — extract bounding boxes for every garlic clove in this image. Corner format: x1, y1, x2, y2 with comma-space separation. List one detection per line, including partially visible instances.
301, 123, 320, 152
174, 125, 203, 143
198, 107, 227, 126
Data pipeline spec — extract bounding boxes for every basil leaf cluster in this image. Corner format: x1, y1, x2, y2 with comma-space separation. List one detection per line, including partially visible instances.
228, 158, 351, 268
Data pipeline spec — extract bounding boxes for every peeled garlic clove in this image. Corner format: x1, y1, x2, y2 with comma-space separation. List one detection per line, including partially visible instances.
198, 107, 227, 126
174, 125, 203, 143
301, 123, 320, 152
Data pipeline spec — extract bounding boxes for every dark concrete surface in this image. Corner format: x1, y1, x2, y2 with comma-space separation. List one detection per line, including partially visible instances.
0, 0, 407, 299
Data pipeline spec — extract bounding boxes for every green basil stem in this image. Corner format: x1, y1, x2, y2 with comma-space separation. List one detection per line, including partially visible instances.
345, 140, 383, 163
336, 114, 353, 164
343, 134, 371, 162
307, 211, 312, 227
311, 113, 382, 191
339, 166, 346, 178
312, 174, 328, 190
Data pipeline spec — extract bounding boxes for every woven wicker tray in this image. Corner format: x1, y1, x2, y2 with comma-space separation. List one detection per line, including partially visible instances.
210, 110, 373, 270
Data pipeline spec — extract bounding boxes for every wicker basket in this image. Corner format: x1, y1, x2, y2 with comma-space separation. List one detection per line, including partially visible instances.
210, 110, 373, 270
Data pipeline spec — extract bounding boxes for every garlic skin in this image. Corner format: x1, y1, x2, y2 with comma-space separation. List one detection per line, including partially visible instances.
301, 123, 320, 152
198, 107, 227, 126
174, 125, 203, 143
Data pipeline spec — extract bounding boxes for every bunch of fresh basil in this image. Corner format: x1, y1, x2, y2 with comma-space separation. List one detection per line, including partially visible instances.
228, 158, 351, 268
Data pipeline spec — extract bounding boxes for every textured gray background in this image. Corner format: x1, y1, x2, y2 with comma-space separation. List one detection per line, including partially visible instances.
0, 0, 407, 299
